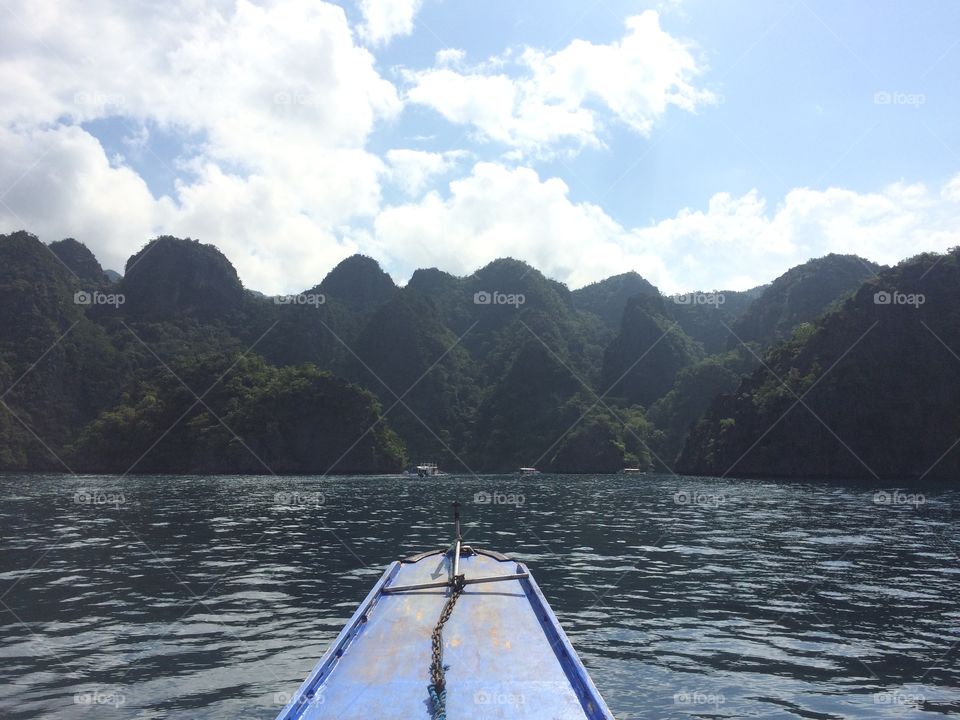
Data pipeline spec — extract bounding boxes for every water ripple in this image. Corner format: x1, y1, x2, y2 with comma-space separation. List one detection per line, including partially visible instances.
0, 473, 958, 718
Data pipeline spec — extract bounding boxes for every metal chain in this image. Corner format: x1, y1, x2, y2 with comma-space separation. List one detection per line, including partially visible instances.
427, 574, 465, 720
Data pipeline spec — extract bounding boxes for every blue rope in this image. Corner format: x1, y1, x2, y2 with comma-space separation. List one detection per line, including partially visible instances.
428, 684, 447, 720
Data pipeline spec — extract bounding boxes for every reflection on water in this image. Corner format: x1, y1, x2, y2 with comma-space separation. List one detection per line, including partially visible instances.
1, 473, 958, 718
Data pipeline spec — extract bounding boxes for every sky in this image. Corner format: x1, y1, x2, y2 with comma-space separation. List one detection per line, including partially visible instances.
1, 0, 959, 294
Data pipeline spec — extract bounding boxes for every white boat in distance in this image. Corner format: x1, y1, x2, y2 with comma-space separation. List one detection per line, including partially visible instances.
518, 467, 541, 475
417, 462, 445, 477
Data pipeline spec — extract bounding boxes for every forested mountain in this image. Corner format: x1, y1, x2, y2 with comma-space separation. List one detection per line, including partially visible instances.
600, 293, 704, 407
729, 254, 882, 349
572, 272, 658, 331
121, 236, 246, 320
0, 232, 401, 473
646, 348, 758, 469
0, 229, 937, 479
315, 254, 397, 310
350, 258, 616, 471
679, 250, 958, 479
350, 289, 480, 465
632, 255, 882, 466
670, 287, 765, 354
0, 232, 127, 469
70, 354, 404, 474
263, 255, 398, 370
49, 238, 109, 284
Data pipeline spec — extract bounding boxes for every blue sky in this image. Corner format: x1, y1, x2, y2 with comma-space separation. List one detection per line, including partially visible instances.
363, 0, 960, 224
1, 0, 959, 293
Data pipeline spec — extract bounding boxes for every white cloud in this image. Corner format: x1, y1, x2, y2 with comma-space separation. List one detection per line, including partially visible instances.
121, 124, 150, 158
165, 162, 362, 292
0, 0, 399, 292
1, 0, 958, 299
940, 175, 960, 202
435, 48, 466, 67
385, 149, 467, 196
405, 10, 715, 155
357, 0, 423, 45
0, 124, 172, 271
371, 161, 671, 287
371, 161, 960, 292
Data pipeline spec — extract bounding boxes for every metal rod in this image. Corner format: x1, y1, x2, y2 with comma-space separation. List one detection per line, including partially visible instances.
381, 573, 529, 594
450, 500, 463, 583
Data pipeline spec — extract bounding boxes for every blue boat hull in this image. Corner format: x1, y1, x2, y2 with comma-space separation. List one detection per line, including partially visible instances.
275, 548, 614, 719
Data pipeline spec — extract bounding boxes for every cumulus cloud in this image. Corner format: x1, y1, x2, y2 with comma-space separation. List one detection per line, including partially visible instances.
370, 162, 664, 285
0, 124, 172, 270
1, 0, 957, 298
434, 48, 466, 67
357, 0, 424, 45
405, 10, 715, 155
371, 162, 960, 292
385, 149, 468, 196
0, 0, 399, 291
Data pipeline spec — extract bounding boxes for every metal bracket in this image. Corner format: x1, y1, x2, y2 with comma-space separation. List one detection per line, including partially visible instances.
381, 572, 529, 594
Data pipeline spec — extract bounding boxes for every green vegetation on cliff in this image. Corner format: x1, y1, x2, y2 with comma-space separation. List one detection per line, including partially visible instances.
729, 254, 882, 349
70, 354, 405, 474
1, 230, 935, 478
679, 250, 959, 480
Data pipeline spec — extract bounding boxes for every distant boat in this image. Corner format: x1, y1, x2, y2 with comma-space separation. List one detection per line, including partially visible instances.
417, 462, 445, 477
518, 466, 540, 475
273, 502, 614, 719
619, 467, 645, 475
